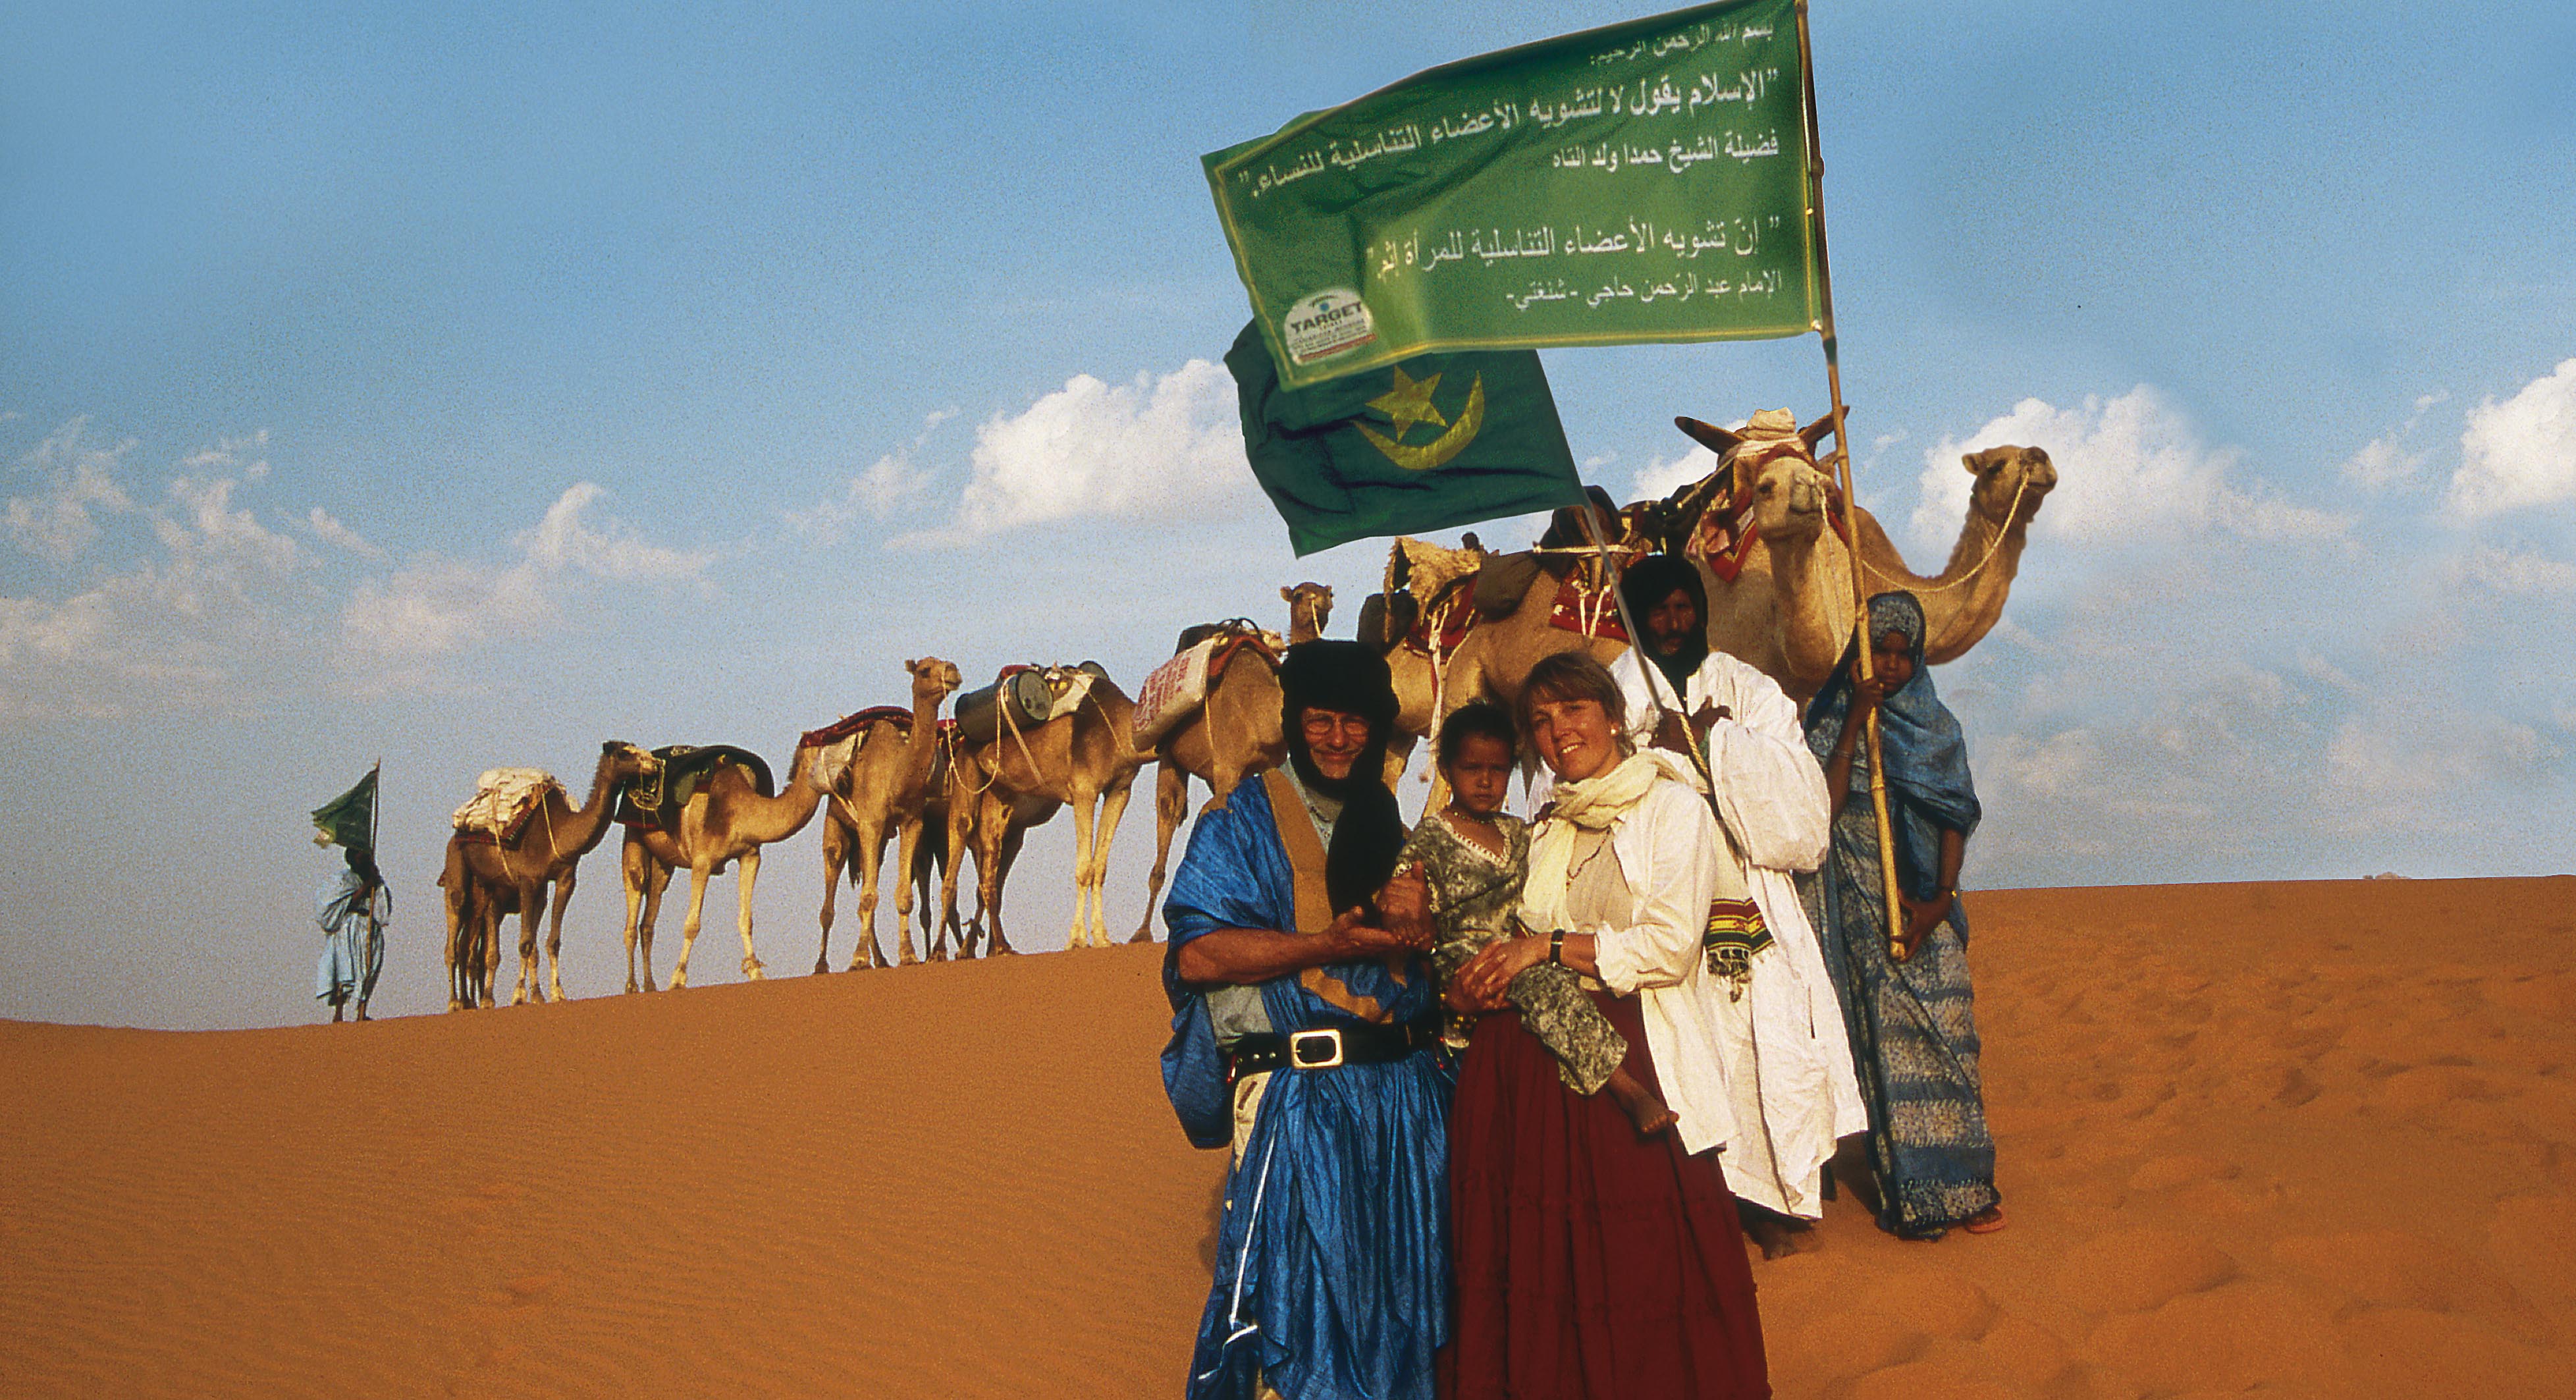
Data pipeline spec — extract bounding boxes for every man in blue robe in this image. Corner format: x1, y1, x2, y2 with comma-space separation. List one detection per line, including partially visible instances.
1162, 641, 1447, 1400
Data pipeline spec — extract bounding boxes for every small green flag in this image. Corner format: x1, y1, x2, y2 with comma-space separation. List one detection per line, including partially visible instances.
1226, 321, 1586, 556
311, 765, 379, 857
1205, 0, 1818, 389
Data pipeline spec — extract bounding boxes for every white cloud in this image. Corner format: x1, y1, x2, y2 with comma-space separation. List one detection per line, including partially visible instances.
2444, 542, 2576, 597
907, 360, 1250, 543
518, 481, 711, 583
2322, 711, 2563, 835
2448, 358, 2576, 521
341, 482, 707, 674
301, 506, 383, 558
0, 432, 311, 721
7, 418, 136, 562
2340, 434, 2423, 490
788, 454, 933, 543
1630, 445, 1715, 503
1910, 387, 2349, 551
340, 554, 555, 664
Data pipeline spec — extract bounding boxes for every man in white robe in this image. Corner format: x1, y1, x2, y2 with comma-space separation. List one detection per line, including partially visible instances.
1610, 549, 1867, 1251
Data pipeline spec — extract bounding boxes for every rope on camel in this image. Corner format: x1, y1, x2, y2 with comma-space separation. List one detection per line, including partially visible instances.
1852, 473, 2029, 598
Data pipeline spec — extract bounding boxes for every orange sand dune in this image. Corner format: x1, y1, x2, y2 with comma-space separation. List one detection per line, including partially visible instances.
5, 876, 2572, 1399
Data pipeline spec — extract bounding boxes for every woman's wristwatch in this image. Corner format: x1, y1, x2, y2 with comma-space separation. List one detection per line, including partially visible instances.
1547, 929, 1566, 965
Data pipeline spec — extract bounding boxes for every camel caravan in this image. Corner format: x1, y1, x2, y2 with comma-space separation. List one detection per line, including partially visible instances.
431, 411, 2055, 1010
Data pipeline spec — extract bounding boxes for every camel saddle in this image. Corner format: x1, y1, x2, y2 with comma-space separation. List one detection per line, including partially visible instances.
451, 768, 562, 845
616, 744, 774, 832
800, 705, 914, 751
953, 662, 1108, 747
1135, 622, 1281, 748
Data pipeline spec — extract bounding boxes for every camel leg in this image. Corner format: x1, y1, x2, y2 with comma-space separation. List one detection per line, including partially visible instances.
735, 848, 766, 981
893, 817, 923, 966
817, 820, 847, 975
546, 869, 576, 1004
669, 862, 715, 990
1132, 761, 1189, 944
853, 820, 892, 971
1067, 784, 1100, 951
942, 797, 977, 958
1088, 778, 1136, 949
917, 826, 953, 961
512, 880, 548, 1006
639, 860, 670, 992
444, 875, 468, 1013
621, 846, 646, 994
986, 819, 1025, 956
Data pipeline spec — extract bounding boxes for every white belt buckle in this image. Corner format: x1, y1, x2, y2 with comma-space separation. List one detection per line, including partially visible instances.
1288, 1028, 1346, 1069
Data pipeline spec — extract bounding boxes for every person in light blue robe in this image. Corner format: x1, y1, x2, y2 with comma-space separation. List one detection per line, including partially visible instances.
1160, 641, 1447, 1400
315, 849, 387, 1022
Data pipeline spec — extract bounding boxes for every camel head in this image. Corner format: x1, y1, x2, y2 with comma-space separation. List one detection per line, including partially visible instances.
600, 740, 660, 784
1281, 581, 1334, 641
1671, 412, 1840, 547
1669, 409, 1841, 550
1962, 444, 2056, 528
905, 656, 965, 704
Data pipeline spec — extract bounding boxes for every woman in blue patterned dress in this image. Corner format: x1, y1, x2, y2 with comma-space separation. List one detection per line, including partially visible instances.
1803, 591, 2004, 1239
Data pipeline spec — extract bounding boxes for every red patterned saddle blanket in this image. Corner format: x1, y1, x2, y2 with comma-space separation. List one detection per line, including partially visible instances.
800, 705, 914, 750
1403, 577, 1628, 653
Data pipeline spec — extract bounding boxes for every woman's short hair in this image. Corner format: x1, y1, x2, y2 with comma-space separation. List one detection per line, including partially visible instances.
1436, 701, 1518, 767
1516, 650, 1630, 741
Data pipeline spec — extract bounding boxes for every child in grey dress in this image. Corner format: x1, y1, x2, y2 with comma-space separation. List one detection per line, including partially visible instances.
1384, 703, 1675, 1137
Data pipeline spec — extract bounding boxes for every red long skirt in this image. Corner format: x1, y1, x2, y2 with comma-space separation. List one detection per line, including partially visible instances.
1440, 990, 1770, 1399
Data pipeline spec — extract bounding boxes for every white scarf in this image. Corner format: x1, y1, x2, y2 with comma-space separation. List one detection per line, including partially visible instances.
1520, 749, 1699, 933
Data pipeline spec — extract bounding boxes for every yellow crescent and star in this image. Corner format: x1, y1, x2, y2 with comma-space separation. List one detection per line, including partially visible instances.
1356, 364, 1485, 471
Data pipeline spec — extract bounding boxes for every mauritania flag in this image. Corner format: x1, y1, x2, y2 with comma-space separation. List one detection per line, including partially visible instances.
1227, 321, 1584, 556
311, 765, 378, 857
1206, 0, 1819, 389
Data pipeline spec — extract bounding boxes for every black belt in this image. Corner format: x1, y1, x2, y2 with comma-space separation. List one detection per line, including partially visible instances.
1227, 1019, 1440, 1080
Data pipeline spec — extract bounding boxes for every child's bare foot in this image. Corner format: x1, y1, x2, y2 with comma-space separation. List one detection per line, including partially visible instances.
1962, 1205, 2006, 1234
1605, 1067, 1678, 1137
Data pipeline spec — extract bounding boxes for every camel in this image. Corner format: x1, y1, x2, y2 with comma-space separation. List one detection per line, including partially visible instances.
813, 657, 963, 973
1126, 582, 1331, 943
1671, 414, 2058, 697
938, 668, 1148, 953
619, 735, 850, 992
437, 741, 659, 1011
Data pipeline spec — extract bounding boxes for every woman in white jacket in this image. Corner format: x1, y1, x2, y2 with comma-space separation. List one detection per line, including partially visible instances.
1441, 649, 1769, 1400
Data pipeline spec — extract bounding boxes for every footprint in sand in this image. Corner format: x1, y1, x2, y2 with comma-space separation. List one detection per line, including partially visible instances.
2488, 1195, 2576, 1310
2124, 1153, 2237, 1193
2271, 1229, 2553, 1343
2481, 971, 2576, 1019
2087, 1280, 2349, 1393
2052, 1227, 2235, 1315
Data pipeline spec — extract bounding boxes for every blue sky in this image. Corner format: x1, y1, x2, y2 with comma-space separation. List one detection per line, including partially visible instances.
5, 0, 2571, 1029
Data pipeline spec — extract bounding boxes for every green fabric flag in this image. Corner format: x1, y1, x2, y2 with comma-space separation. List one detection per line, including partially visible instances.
1227, 321, 1586, 556
311, 765, 378, 857
1206, 0, 1817, 389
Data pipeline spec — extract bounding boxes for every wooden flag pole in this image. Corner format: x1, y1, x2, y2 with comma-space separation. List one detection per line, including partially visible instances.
1795, 0, 1908, 964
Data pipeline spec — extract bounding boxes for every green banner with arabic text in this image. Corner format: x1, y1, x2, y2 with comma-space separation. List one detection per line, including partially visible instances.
1205, 0, 1817, 389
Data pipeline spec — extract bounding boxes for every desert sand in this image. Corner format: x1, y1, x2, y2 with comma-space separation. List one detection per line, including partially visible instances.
4, 875, 2571, 1398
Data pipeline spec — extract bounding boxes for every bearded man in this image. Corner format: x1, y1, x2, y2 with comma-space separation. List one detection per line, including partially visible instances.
1609, 551, 1868, 1256
1159, 641, 1445, 1400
